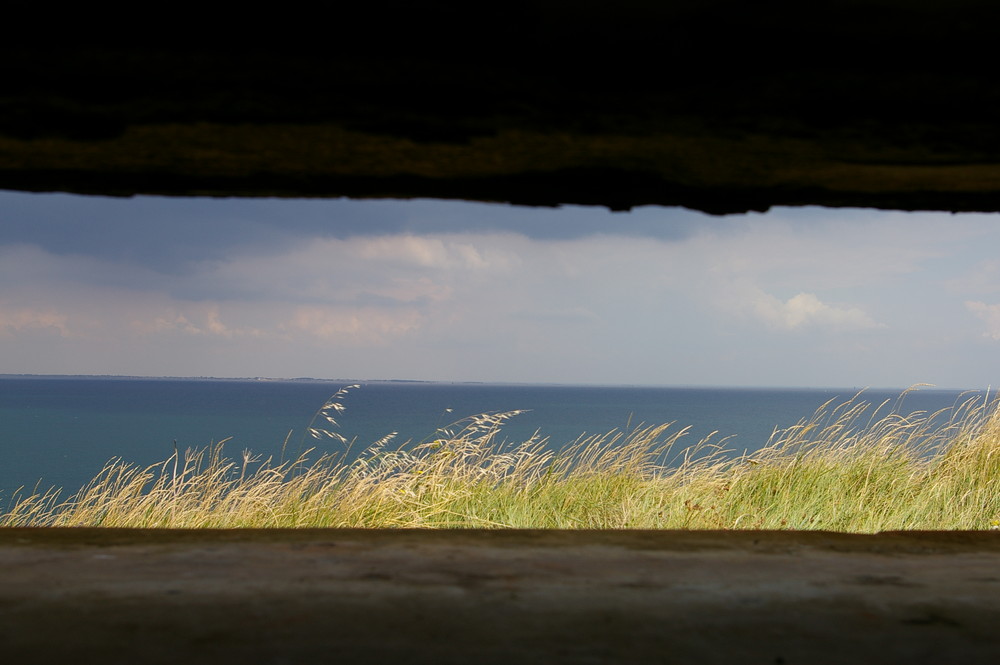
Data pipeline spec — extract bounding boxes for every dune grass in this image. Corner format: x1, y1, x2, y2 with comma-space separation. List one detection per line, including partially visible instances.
4, 387, 1000, 531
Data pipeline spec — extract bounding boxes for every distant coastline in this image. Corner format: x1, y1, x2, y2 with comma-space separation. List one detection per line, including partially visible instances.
0, 374, 429, 385
0, 373, 961, 392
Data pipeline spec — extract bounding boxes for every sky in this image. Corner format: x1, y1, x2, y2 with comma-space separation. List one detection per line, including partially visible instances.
1, 189, 999, 389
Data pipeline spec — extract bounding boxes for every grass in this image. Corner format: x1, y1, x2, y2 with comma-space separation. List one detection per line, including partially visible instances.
4, 387, 1000, 531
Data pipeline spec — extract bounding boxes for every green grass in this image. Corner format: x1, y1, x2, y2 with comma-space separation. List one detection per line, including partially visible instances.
4, 387, 1000, 531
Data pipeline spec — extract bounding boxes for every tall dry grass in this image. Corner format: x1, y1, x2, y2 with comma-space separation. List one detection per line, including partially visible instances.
4, 387, 1000, 531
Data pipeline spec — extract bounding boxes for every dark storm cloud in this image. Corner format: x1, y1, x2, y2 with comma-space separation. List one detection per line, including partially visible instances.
0, 191, 723, 272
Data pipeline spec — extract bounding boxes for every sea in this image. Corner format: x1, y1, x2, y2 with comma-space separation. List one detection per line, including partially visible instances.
0, 376, 983, 498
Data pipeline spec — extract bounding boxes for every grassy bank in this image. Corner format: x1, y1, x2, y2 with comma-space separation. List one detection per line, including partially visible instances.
4, 388, 1000, 531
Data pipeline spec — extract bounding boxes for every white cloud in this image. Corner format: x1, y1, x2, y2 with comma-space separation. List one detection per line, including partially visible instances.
966, 301, 1000, 340
188, 233, 523, 305
131, 312, 202, 336
284, 305, 424, 343
355, 234, 512, 270
749, 291, 883, 332
130, 305, 266, 339
0, 305, 73, 337
949, 260, 1000, 296
128, 299, 426, 347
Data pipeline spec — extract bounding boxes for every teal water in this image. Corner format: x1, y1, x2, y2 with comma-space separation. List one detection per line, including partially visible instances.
0, 377, 975, 497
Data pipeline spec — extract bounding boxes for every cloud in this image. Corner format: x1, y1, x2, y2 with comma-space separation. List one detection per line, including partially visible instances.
284, 305, 424, 343
749, 291, 883, 332
0, 192, 711, 274
966, 301, 1000, 340
511, 306, 599, 324
131, 312, 203, 336
355, 235, 504, 270
3, 194, 998, 386
0, 305, 73, 337
949, 260, 1000, 296
183, 233, 525, 305
130, 305, 266, 339
699, 216, 942, 289
128, 300, 425, 346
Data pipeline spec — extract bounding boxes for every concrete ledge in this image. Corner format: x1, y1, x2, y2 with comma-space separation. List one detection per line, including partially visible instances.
3, 528, 1000, 663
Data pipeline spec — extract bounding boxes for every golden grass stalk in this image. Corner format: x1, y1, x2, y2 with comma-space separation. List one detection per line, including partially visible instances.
4, 388, 1000, 531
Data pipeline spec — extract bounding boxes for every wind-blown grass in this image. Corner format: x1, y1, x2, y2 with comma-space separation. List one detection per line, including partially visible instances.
4, 387, 1000, 531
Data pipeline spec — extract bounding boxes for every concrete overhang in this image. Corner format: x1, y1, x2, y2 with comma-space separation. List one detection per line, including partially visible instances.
5, 1, 1000, 214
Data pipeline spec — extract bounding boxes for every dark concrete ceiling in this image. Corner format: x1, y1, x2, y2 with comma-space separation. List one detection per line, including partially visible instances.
4, 1, 1000, 214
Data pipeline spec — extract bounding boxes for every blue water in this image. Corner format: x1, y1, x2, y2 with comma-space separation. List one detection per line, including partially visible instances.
0, 377, 977, 497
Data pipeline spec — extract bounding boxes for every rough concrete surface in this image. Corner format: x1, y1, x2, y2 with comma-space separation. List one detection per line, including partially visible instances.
6, 2, 1000, 214
3, 528, 1000, 664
